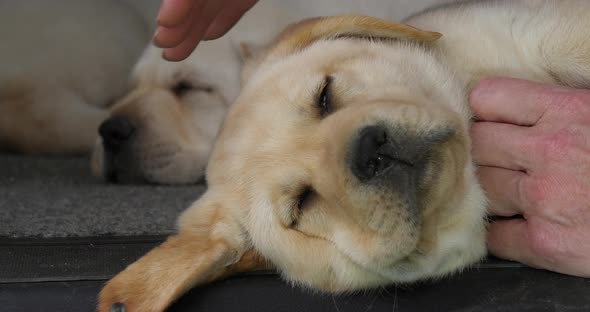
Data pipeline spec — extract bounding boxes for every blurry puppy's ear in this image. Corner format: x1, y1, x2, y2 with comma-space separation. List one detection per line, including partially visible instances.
238, 41, 266, 61
238, 41, 269, 85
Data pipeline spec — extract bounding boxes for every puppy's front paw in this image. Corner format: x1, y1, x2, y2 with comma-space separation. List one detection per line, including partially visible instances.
98, 272, 160, 312
109, 303, 127, 312
98, 277, 130, 312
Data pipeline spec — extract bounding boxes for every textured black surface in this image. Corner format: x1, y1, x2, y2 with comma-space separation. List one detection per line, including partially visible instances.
2, 267, 589, 312
0, 236, 164, 283
0, 234, 523, 284
171, 268, 590, 312
0, 154, 203, 238
2, 156, 590, 312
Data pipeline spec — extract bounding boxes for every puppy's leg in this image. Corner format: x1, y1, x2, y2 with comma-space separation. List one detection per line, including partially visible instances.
0, 83, 108, 155
98, 196, 269, 312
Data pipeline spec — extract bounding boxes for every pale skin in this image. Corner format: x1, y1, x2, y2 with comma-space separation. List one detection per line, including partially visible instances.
153, 0, 258, 61
470, 77, 590, 277
153, 1, 590, 277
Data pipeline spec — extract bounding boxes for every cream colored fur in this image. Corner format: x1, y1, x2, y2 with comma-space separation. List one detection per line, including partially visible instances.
99, 1, 590, 311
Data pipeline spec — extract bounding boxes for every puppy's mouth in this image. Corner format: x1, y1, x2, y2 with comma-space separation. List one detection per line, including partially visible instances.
98, 142, 205, 185
94, 137, 176, 184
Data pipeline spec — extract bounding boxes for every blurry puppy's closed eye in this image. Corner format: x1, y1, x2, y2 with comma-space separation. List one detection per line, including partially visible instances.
171, 80, 214, 97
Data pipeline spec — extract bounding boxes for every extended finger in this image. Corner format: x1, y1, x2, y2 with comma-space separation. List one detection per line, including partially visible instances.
163, 1, 227, 61
470, 121, 534, 171
204, 0, 259, 40
477, 166, 529, 217
154, 1, 208, 48
157, 0, 195, 28
470, 77, 554, 126
489, 219, 590, 277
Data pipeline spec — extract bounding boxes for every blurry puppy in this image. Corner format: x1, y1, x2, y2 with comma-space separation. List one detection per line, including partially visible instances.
0, 0, 159, 155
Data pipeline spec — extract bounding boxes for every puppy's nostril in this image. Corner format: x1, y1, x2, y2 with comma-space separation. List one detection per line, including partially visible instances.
99, 116, 135, 152
373, 153, 394, 170
351, 126, 391, 180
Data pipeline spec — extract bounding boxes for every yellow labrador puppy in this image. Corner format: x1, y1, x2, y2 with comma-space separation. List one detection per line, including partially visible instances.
99, 0, 590, 311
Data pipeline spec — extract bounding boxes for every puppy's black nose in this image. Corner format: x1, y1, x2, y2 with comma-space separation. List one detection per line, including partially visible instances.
99, 116, 135, 152
349, 125, 416, 181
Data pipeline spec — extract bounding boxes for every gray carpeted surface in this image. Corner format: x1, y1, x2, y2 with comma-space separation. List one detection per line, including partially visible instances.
0, 154, 204, 238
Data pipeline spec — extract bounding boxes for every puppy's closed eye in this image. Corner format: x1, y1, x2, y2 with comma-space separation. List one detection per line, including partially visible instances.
316, 76, 333, 117
291, 186, 315, 227
171, 80, 214, 97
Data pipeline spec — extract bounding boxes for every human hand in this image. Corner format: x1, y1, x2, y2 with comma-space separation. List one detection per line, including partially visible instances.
469, 77, 590, 277
154, 0, 259, 61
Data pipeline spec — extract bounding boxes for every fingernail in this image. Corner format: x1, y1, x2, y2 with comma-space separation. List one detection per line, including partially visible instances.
110, 303, 127, 312
161, 50, 179, 62
152, 29, 160, 45
155, 0, 166, 25
161, 50, 170, 61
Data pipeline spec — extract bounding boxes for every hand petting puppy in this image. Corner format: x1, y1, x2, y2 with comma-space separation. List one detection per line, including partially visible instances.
470, 77, 590, 277
154, 0, 259, 61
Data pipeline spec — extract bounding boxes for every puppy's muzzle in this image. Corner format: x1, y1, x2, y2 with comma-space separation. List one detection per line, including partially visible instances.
98, 116, 137, 183
98, 116, 135, 153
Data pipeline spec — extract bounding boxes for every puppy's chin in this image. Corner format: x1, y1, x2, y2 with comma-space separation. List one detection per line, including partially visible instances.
90, 139, 206, 185
138, 154, 207, 185
90, 138, 105, 178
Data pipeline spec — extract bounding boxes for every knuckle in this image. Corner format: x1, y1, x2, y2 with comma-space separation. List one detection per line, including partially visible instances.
550, 90, 590, 118
528, 228, 561, 261
521, 177, 562, 210
533, 129, 576, 161
469, 78, 498, 111
526, 222, 573, 267
521, 178, 547, 208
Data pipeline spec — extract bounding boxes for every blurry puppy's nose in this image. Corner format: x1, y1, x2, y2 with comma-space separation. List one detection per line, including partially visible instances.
99, 116, 135, 152
349, 125, 416, 181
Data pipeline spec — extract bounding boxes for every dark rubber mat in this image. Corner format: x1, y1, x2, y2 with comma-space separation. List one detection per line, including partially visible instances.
2, 267, 589, 312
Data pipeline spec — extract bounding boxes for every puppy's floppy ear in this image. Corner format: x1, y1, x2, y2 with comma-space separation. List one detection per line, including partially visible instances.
268, 15, 442, 58
98, 191, 269, 312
